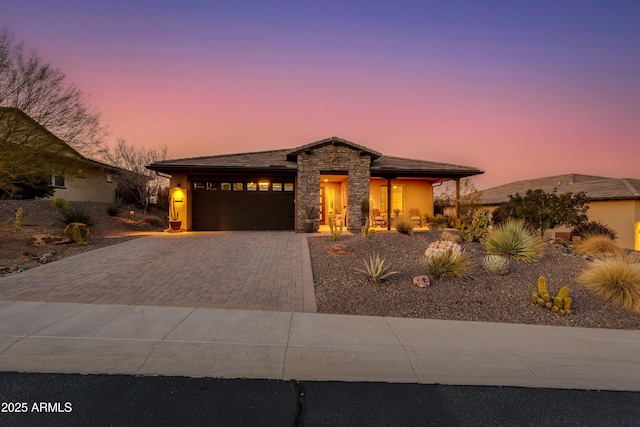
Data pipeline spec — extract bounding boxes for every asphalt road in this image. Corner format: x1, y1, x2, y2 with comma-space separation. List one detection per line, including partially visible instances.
1, 373, 639, 426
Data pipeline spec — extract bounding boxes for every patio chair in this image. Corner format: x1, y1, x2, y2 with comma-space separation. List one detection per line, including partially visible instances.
409, 209, 422, 227
371, 209, 386, 227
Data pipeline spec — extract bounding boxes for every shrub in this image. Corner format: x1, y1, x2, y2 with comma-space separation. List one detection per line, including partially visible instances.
578, 259, 640, 314
571, 220, 617, 240
106, 205, 120, 216
482, 255, 510, 275
60, 208, 95, 226
457, 209, 492, 242
426, 250, 470, 279
354, 254, 398, 282
140, 216, 165, 227
484, 219, 543, 262
50, 197, 69, 210
394, 216, 414, 235
575, 234, 623, 258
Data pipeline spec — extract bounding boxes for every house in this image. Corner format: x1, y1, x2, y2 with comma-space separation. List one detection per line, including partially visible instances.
0, 107, 120, 203
147, 137, 483, 232
479, 174, 640, 251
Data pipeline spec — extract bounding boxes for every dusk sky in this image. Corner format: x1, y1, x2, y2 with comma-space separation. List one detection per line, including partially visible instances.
3, 1, 639, 189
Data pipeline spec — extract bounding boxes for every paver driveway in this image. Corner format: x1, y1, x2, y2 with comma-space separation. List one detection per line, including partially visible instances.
0, 231, 316, 312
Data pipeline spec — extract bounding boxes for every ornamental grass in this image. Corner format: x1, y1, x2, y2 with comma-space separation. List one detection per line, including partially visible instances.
426, 250, 470, 279
575, 234, 624, 258
578, 259, 640, 314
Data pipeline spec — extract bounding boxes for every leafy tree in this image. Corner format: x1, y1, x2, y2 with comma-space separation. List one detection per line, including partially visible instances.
106, 138, 169, 214
491, 189, 589, 238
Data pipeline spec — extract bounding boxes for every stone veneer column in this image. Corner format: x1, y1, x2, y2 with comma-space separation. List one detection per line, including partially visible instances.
295, 144, 371, 232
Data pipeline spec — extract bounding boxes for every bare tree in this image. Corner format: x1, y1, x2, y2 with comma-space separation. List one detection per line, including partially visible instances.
106, 138, 169, 214
434, 177, 481, 219
0, 26, 108, 158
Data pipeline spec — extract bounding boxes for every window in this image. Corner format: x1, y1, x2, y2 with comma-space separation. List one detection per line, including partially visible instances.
284, 183, 294, 192
233, 183, 243, 191
53, 175, 65, 187
259, 182, 269, 191
221, 183, 231, 191
272, 183, 282, 191
247, 182, 257, 191
381, 185, 404, 214
206, 182, 217, 191
194, 181, 205, 190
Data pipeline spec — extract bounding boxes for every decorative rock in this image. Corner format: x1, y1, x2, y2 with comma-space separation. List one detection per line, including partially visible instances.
441, 230, 462, 244
413, 275, 430, 288
38, 253, 55, 264
326, 243, 352, 254
32, 234, 72, 246
424, 240, 462, 259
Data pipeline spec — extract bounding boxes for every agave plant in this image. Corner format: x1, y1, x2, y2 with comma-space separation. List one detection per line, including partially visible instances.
482, 255, 510, 275
355, 254, 398, 282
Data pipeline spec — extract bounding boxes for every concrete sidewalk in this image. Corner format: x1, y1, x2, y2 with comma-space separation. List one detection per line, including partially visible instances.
1, 300, 639, 391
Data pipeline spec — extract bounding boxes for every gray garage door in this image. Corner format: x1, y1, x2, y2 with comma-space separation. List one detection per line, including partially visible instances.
191, 180, 295, 231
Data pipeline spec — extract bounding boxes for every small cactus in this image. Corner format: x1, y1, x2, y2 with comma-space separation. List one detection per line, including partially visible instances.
482, 255, 510, 275
537, 276, 547, 294
557, 286, 570, 299
15, 207, 23, 231
64, 222, 90, 245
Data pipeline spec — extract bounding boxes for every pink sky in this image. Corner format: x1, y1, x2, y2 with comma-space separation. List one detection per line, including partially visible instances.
3, 1, 639, 189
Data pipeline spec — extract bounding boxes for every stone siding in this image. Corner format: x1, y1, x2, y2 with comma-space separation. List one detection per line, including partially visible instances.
296, 144, 371, 232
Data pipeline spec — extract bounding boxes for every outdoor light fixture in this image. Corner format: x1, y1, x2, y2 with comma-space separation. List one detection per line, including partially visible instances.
173, 183, 184, 202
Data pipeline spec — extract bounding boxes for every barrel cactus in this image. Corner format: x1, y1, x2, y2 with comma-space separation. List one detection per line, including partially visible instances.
482, 255, 509, 275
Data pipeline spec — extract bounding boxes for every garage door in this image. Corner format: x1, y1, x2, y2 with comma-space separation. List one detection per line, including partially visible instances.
191, 180, 295, 231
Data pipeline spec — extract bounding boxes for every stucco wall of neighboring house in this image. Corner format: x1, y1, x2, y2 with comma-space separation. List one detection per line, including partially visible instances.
369, 178, 434, 219
48, 172, 116, 204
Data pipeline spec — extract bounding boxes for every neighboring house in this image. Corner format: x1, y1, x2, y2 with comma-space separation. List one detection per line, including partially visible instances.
0, 107, 120, 203
479, 174, 640, 251
147, 136, 483, 232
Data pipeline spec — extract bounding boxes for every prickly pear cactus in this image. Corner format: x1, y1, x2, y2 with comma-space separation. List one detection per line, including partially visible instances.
64, 222, 90, 245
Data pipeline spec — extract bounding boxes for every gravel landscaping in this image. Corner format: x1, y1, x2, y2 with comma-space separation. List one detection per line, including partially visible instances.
308, 231, 640, 330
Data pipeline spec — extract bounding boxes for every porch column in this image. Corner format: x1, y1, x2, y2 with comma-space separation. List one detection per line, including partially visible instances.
386, 178, 392, 230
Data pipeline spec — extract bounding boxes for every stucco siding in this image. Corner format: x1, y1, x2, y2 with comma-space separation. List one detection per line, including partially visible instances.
49, 173, 116, 204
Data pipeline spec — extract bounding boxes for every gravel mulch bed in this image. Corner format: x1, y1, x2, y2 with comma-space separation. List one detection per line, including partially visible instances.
0, 200, 165, 273
308, 231, 640, 330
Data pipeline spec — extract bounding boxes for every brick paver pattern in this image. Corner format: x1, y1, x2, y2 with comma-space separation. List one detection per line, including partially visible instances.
0, 231, 314, 312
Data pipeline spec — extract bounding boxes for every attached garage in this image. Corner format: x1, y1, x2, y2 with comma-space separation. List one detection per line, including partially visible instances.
191, 179, 295, 231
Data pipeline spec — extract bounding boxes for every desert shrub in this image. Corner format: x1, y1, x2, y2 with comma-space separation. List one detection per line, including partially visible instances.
457, 209, 492, 242
354, 254, 398, 282
106, 205, 120, 216
571, 220, 617, 240
140, 216, 165, 227
575, 234, 623, 258
50, 197, 69, 210
60, 208, 95, 226
394, 216, 414, 235
329, 216, 343, 241
426, 250, 470, 279
482, 255, 510, 275
484, 219, 543, 262
578, 259, 640, 314
114, 197, 125, 208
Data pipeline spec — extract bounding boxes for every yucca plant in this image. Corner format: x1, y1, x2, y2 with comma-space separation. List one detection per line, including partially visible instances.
578, 259, 640, 314
426, 250, 470, 279
482, 255, 510, 275
354, 254, 398, 282
575, 234, 623, 258
484, 219, 543, 262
